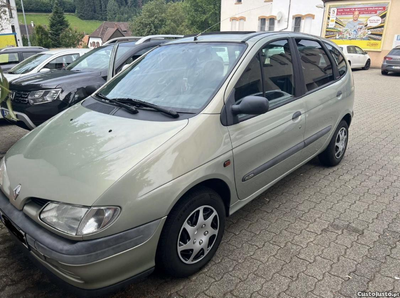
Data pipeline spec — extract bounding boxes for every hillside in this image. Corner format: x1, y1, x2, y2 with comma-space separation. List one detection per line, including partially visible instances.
18, 13, 103, 35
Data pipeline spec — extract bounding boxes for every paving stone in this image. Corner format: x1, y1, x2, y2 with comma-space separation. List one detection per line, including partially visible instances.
285, 273, 318, 298
258, 274, 291, 297
304, 256, 333, 281
321, 242, 347, 263
313, 273, 344, 298
205, 274, 241, 297
254, 256, 285, 281
279, 256, 309, 280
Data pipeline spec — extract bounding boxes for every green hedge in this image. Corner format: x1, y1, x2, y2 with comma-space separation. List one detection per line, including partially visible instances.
16, 0, 75, 13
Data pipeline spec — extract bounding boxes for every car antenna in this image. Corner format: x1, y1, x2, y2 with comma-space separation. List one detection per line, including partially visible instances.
193, 2, 272, 41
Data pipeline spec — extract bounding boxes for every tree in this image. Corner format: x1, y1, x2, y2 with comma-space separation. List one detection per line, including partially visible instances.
184, 0, 221, 33
49, 0, 69, 47
131, 0, 167, 36
107, 0, 119, 21
60, 28, 83, 47
161, 2, 193, 35
35, 25, 52, 48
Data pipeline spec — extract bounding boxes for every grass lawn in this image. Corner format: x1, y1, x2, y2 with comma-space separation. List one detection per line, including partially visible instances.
18, 13, 103, 35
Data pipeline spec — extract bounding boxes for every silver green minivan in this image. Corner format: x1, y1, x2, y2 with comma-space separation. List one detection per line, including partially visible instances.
0, 32, 354, 292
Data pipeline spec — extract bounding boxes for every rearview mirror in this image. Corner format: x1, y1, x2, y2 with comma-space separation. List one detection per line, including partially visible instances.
39, 68, 50, 73
231, 96, 269, 116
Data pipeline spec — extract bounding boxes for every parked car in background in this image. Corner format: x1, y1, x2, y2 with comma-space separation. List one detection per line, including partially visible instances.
0, 47, 47, 73
381, 46, 400, 75
339, 45, 371, 70
0, 32, 354, 293
5, 49, 90, 82
0, 35, 182, 129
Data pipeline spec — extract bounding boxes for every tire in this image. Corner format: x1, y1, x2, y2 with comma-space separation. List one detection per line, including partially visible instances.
381, 70, 388, 75
156, 186, 226, 277
362, 59, 370, 70
319, 120, 349, 167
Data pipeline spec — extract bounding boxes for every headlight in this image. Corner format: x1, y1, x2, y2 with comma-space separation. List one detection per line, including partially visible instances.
0, 158, 4, 186
28, 89, 61, 105
40, 202, 120, 236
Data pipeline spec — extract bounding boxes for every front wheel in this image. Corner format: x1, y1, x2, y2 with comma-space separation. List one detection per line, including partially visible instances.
363, 59, 371, 70
156, 187, 225, 277
319, 120, 349, 167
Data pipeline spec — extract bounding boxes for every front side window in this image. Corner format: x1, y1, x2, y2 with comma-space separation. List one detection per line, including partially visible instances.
0, 53, 19, 64
261, 39, 295, 109
325, 43, 347, 77
295, 39, 334, 92
8, 53, 52, 74
99, 43, 246, 113
67, 45, 113, 72
234, 54, 263, 103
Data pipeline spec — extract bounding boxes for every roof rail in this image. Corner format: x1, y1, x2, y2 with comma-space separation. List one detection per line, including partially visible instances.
135, 35, 184, 45
103, 36, 143, 45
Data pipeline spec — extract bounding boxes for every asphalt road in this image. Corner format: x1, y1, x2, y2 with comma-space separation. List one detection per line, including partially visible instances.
0, 69, 400, 298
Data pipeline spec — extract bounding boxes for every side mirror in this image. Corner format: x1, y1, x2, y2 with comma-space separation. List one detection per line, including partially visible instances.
231, 95, 269, 116
39, 68, 50, 73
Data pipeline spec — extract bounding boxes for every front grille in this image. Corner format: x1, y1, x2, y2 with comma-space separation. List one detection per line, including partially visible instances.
30, 198, 49, 208
11, 91, 30, 104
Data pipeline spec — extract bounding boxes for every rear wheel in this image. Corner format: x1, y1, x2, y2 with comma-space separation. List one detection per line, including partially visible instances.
362, 59, 370, 70
319, 120, 349, 167
381, 70, 389, 75
156, 187, 225, 277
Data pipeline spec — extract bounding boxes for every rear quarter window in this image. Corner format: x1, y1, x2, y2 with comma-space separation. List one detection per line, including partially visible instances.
325, 43, 347, 78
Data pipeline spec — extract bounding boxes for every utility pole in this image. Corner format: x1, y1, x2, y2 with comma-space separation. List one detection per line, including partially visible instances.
20, 0, 30, 46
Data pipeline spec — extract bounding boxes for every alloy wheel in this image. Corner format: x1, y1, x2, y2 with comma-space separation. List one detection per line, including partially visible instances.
335, 127, 347, 159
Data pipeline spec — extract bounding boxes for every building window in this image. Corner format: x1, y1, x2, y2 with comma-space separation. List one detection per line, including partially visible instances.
259, 16, 276, 32
293, 17, 302, 32
231, 17, 246, 31
268, 18, 275, 31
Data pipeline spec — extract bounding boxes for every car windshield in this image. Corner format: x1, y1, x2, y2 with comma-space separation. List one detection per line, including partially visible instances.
67, 45, 113, 72
8, 53, 52, 74
98, 43, 246, 113
389, 49, 400, 56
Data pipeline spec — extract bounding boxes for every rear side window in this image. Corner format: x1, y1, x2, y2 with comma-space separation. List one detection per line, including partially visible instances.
260, 39, 295, 109
22, 52, 36, 59
389, 49, 400, 55
0, 53, 19, 64
295, 39, 334, 92
325, 43, 347, 78
347, 46, 356, 54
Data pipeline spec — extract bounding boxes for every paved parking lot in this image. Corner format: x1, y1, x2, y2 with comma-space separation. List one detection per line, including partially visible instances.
1, 69, 400, 298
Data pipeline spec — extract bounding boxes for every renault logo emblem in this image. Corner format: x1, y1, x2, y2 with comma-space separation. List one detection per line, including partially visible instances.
13, 184, 21, 201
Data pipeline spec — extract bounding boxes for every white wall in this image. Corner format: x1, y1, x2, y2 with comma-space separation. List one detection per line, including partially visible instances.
221, 0, 325, 37
0, 0, 22, 46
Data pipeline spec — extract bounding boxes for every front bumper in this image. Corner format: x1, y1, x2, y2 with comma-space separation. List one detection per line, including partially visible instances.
0, 107, 36, 130
0, 190, 165, 290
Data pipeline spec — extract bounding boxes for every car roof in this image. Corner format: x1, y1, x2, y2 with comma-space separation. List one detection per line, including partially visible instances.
41, 48, 91, 55
166, 31, 335, 45
0, 46, 47, 52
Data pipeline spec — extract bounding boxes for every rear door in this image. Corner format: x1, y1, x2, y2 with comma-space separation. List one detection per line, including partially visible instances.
294, 39, 343, 159
346, 46, 359, 67
228, 38, 306, 200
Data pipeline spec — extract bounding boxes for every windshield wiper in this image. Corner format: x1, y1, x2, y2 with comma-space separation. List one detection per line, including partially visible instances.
96, 93, 138, 114
109, 97, 179, 118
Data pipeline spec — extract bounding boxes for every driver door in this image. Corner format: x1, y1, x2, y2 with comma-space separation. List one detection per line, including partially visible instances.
227, 39, 306, 200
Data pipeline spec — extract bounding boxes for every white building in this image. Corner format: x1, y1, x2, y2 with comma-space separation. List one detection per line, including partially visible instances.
0, 0, 22, 47
220, 0, 325, 37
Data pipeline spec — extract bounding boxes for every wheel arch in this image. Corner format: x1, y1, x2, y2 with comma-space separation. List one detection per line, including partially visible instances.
342, 113, 352, 127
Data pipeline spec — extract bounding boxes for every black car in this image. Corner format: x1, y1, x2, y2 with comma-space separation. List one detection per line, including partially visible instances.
1, 36, 182, 130
0, 46, 47, 73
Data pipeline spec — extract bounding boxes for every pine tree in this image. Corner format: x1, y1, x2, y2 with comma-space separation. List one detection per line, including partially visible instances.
107, 0, 119, 21
49, 0, 69, 47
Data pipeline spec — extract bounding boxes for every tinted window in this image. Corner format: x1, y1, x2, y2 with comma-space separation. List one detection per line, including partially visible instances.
347, 46, 356, 54
325, 43, 347, 77
261, 39, 295, 109
99, 43, 246, 113
8, 53, 52, 74
0, 53, 19, 64
45, 54, 80, 70
295, 39, 334, 92
234, 54, 263, 102
22, 52, 36, 59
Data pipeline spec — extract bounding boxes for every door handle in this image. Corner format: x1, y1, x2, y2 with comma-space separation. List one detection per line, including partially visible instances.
337, 91, 343, 99
292, 111, 302, 120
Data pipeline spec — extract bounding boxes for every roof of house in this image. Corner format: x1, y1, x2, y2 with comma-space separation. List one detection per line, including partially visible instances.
89, 22, 132, 42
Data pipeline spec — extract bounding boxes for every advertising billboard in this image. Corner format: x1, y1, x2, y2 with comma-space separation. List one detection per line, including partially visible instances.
323, 1, 390, 51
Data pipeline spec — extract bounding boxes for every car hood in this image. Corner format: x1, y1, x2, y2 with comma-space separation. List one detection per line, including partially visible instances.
9, 70, 102, 91
4, 73, 22, 82
2, 104, 188, 209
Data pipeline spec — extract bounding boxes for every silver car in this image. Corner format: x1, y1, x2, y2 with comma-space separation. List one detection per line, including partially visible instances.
0, 32, 354, 293
381, 46, 400, 75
